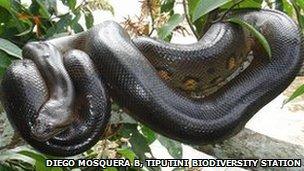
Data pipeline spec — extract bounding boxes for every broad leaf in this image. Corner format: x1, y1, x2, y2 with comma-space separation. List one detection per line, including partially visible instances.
0, 152, 35, 166
129, 129, 151, 160
50, 168, 63, 171
67, 0, 76, 10
192, 0, 231, 22
282, 0, 294, 16
188, 0, 199, 18
292, 0, 304, 30
221, 0, 262, 9
15, 21, 33, 36
0, 51, 12, 77
83, 8, 94, 29
71, 11, 84, 33
117, 148, 136, 162
18, 150, 50, 171
158, 135, 183, 159
158, 13, 183, 39
283, 84, 304, 106
35, 0, 51, 18
104, 167, 118, 171
296, 0, 304, 9
0, 0, 11, 10
140, 125, 157, 144
0, 38, 22, 59
46, 14, 72, 37
228, 18, 272, 59
161, 0, 175, 14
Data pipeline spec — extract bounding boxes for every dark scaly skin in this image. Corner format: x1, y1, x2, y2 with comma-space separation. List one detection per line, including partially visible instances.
1, 9, 303, 156
22, 42, 76, 140
1, 47, 110, 156
133, 23, 253, 98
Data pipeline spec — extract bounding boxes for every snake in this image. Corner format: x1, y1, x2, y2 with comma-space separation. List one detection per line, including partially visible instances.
0, 9, 303, 156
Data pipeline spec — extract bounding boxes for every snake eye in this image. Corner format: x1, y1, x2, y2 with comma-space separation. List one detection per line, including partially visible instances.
207, 67, 216, 75
210, 76, 224, 86
182, 77, 199, 91
227, 56, 237, 70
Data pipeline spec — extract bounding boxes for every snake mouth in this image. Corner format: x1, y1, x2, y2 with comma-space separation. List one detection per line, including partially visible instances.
31, 119, 69, 141
22, 41, 76, 142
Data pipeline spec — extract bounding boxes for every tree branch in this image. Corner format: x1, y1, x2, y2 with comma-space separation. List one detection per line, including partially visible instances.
212, 0, 245, 23
147, 0, 156, 36
182, 0, 200, 40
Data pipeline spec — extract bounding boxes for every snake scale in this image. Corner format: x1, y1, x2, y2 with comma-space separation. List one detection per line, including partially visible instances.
1, 9, 303, 156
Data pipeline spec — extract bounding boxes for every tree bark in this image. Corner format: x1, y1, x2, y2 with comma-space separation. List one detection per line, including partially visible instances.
197, 128, 304, 170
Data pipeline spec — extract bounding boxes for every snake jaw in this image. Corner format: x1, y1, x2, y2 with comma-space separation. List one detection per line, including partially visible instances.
31, 118, 61, 141
31, 104, 74, 141
31, 119, 58, 141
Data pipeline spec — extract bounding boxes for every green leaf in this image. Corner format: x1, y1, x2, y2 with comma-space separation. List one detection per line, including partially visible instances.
0, 51, 12, 77
283, 84, 304, 106
125, 125, 151, 160
0, 153, 35, 167
15, 22, 33, 36
157, 13, 183, 39
161, 0, 175, 14
296, 0, 304, 9
18, 150, 50, 171
0, 38, 22, 59
104, 167, 118, 171
188, 0, 199, 17
83, 8, 94, 29
228, 18, 272, 59
71, 23, 84, 33
0, 0, 10, 10
282, 0, 294, 16
35, 0, 51, 18
71, 11, 84, 33
291, 0, 304, 30
51, 167, 63, 171
67, 0, 76, 10
221, 0, 263, 9
140, 125, 156, 144
157, 135, 183, 159
46, 14, 72, 37
192, 0, 231, 22
117, 148, 136, 162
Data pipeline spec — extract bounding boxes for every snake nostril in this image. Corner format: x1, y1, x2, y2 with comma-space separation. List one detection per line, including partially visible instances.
158, 69, 172, 80
227, 56, 237, 70
42, 53, 50, 58
207, 67, 216, 75
210, 76, 224, 85
182, 77, 199, 91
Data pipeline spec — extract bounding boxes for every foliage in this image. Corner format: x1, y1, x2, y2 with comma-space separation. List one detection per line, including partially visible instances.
0, 0, 304, 170
228, 18, 272, 59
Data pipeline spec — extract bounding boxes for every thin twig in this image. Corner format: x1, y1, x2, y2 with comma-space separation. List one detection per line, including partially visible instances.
182, 0, 199, 40
212, 0, 246, 23
147, 0, 156, 36
148, 27, 155, 36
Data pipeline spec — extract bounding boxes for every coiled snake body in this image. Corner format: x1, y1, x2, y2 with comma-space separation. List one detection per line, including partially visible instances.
1, 9, 303, 156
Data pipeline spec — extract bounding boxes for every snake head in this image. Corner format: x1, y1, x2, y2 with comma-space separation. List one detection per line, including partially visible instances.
31, 101, 74, 141
22, 42, 75, 141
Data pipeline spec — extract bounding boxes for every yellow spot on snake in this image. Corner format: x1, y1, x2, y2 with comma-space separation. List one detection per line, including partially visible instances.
158, 70, 171, 80
183, 79, 198, 91
227, 57, 236, 70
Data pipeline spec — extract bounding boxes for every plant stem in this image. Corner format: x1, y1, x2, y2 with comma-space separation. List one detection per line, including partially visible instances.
182, 0, 199, 40
212, 0, 245, 23
147, 0, 156, 36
